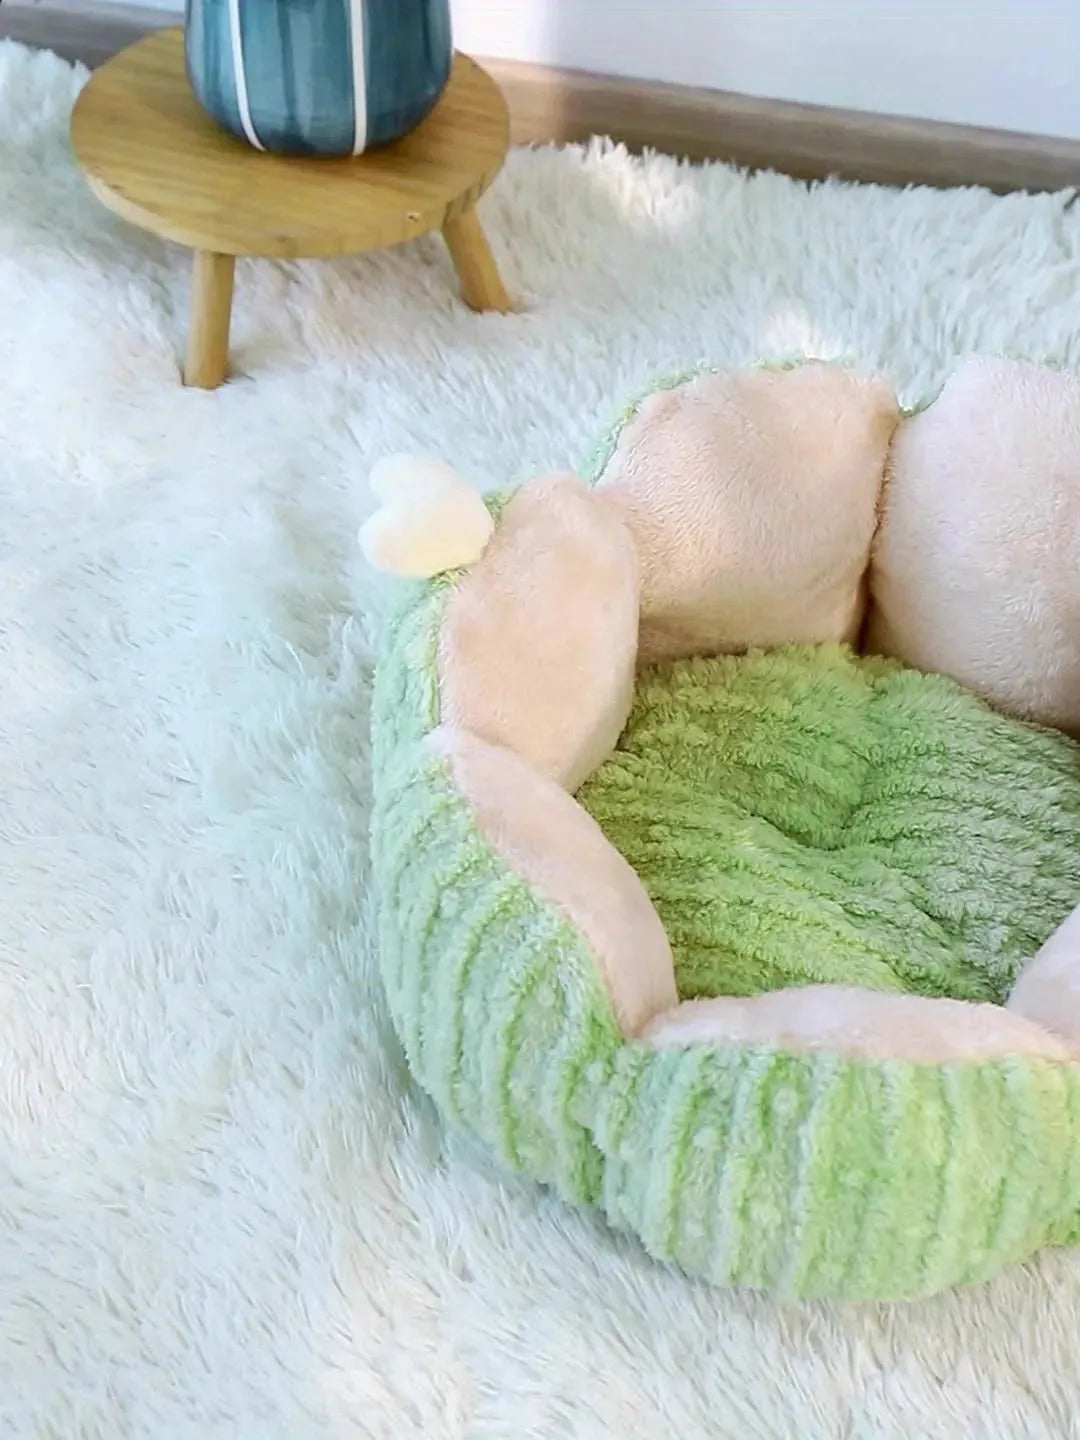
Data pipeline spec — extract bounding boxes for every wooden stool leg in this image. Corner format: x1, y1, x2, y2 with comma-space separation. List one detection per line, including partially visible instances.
442, 205, 511, 313
185, 250, 235, 388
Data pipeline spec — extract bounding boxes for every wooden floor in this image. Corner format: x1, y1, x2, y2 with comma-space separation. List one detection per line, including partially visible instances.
3, 0, 1078, 193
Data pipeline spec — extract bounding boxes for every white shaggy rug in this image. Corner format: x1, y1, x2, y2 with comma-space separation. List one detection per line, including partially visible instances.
4, 37, 1080, 1440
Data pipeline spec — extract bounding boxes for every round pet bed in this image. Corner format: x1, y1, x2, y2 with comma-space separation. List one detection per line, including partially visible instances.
365, 356, 1080, 1300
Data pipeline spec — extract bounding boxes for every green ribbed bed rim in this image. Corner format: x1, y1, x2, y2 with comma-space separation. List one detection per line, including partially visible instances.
371, 572, 1080, 1301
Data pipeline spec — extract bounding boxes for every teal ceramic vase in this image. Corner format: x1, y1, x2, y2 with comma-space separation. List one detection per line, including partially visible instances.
184, 0, 453, 157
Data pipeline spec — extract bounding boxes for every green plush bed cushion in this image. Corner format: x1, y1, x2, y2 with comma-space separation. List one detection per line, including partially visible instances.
579, 644, 1080, 1008
374, 613, 1080, 1299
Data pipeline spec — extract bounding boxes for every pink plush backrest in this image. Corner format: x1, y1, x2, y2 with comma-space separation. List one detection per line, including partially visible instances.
436, 474, 640, 793
593, 362, 900, 663
435, 356, 1080, 793
867, 356, 1080, 736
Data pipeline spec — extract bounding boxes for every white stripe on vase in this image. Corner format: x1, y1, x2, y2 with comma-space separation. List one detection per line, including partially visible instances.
349, 0, 368, 155
227, 0, 265, 152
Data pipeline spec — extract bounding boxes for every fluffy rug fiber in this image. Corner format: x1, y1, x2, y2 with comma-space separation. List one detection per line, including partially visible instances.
4, 37, 1080, 1440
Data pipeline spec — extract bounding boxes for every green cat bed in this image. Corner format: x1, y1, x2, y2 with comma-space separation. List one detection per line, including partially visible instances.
366, 360, 1080, 1300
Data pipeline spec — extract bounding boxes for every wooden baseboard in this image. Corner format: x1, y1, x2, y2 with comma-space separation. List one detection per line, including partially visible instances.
493, 59, 1080, 193
3, 0, 1078, 193
0, 0, 172, 68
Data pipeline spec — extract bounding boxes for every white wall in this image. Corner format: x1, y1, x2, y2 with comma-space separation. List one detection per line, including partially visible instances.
116, 0, 1080, 140
451, 0, 1080, 140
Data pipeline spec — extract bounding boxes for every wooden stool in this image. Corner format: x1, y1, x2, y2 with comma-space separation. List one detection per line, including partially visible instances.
70, 28, 512, 388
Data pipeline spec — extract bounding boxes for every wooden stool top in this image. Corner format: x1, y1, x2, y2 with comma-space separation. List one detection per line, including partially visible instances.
70, 28, 509, 259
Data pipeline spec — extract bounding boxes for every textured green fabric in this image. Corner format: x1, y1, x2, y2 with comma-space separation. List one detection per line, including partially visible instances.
371, 537, 619, 1206
579, 646, 1080, 1006
371, 574, 1080, 1300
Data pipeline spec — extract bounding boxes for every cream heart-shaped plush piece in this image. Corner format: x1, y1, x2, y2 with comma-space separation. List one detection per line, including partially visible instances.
359, 455, 495, 579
